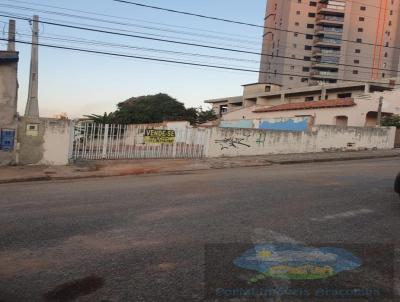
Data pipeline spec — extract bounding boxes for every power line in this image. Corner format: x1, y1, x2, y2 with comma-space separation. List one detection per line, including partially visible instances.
0, 3, 260, 45
1, 11, 261, 52
2, 0, 260, 41
4, 4, 395, 64
14, 31, 260, 65
2, 13, 399, 75
14, 31, 383, 77
3, 37, 399, 87
113, 0, 400, 51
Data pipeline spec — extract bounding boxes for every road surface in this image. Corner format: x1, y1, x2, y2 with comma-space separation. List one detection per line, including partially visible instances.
0, 158, 399, 301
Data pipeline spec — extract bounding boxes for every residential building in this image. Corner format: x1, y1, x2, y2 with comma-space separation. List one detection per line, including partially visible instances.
205, 79, 400, 128
259, 0, 400, 88
0, 20, 19, 165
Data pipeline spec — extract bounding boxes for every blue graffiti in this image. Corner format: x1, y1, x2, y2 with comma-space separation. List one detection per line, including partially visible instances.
259, 119, 309, 132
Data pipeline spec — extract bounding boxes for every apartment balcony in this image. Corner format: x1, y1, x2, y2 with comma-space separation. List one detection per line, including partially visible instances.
315, 26, 343, 36
314, 38, 342, 48
317, 1, 346, 14
312, 48, 341, 56
310, 70, 339, 78
311, 59, 340, 69
316, 15, 344, 26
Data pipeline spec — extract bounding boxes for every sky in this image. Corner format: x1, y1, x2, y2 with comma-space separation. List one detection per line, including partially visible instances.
0, 0, 266, 118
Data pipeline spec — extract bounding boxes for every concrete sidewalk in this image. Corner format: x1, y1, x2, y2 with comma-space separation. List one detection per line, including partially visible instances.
0, 149, 399, 184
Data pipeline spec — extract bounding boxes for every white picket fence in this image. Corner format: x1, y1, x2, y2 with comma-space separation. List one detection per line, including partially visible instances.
72, 123, 210, 160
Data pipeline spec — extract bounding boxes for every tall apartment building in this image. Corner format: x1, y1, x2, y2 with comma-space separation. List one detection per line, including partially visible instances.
259, 0, 400, 88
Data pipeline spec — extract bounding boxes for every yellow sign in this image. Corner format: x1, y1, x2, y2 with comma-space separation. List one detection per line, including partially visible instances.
144, 129, 175, 144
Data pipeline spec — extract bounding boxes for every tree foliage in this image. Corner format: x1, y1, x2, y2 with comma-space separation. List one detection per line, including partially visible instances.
86, 93, 218, 125
382, 115, 400, 128
84, 112, 115, 124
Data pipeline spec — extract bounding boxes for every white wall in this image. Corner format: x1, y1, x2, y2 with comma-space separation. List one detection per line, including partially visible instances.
207, 125, 396, 158
40, 120, 73, 165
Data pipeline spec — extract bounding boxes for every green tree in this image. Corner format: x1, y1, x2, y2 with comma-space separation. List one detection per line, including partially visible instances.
84, 112, 115, 124
86, 94, 219, 125
113, 93, 188, 124
197, 108, 218, 124
382, 115, 400, 128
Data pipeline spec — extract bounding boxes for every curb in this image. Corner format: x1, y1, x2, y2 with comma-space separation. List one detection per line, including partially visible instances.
274, 154, 400, 165
0, 153, 399, 185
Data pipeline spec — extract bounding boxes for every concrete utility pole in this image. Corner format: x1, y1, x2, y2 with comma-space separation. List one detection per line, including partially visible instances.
7, 20, 16, 52
25, 15, 40, 118
377, 96, 383, 126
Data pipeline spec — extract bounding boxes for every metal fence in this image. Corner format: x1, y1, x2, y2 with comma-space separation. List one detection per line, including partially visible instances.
71, 123, 210, 160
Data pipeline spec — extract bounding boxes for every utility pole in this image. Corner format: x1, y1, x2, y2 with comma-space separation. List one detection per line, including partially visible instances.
25, 15, 40, 118
377, 96, 383, 127
7, 20, 16, 52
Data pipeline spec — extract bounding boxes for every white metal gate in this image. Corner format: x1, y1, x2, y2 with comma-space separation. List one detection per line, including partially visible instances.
71, 123, 210, 160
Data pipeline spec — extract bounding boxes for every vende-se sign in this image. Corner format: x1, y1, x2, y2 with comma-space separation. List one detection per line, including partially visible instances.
144, 129, 176, 144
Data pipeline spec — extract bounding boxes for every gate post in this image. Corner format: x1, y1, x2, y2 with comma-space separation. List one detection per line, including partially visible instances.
67, 121, 75, 163
102, 124, 109, 159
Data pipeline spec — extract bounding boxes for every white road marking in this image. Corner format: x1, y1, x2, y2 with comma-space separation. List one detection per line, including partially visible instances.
311, 208, 374, 222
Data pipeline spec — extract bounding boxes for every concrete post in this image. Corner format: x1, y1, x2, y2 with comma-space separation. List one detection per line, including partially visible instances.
25, 15, 40, 118
364, 84, 370, 94
67, 121, 75, 162
7, 20, 16, 52
280, 93, 285, 103
321, 88, 327, 100
102, 124, 110, 159
377, 96, 383, 126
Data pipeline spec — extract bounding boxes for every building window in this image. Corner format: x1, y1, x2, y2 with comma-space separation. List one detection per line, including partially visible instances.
353, 70, 358, 74
302, 67, 310, 72
354, 59, 360, 64
306, 34, 313, 39
358, 28, 363, 32
295, 22, 300, 26
310, 1, 317, 6
307, 24, 314, 29
338, 93, 352, 98
360, 6, 366, 10
305, 45, 312, 50
297, 11, 301, 15
304, 56, 311, 61
335, 116, 348, 127
356, 38, 362, 43
359, 17, 365, 21
301, 78, 309, 82
305, 96, 314, 101
308, 12, 316, 17
355, 49, 361, 53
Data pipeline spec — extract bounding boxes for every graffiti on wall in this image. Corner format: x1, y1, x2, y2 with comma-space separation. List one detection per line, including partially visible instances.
256, 133, 266, 146
215, 135, 251, 150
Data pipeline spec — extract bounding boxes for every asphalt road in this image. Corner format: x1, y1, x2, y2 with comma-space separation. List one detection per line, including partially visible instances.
0, 158, 399, 301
